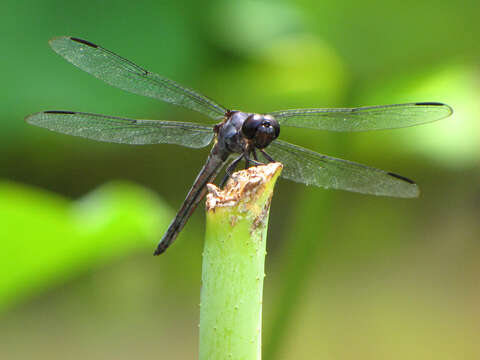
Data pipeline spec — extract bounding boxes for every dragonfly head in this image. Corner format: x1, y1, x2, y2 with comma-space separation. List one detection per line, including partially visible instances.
242, 114, 280, 149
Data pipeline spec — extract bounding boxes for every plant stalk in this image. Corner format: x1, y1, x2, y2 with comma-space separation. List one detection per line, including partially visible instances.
199, 163, 282, 360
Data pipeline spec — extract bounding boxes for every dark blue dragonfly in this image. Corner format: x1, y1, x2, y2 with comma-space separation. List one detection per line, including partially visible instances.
26, 37, 453, 254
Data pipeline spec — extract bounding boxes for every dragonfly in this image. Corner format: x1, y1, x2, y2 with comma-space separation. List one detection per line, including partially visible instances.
26, 36, 453, 255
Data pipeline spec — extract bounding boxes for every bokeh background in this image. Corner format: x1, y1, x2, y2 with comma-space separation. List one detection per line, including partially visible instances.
1, 0, 479, 359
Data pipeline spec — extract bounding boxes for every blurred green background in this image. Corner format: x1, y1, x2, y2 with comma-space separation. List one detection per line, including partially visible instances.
1, 0, 479, 359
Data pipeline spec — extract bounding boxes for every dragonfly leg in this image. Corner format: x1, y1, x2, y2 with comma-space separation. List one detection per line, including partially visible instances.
220, 154, 244, 188
244, 151, 264, 168
252, 149, 259, 161
260, 149, 275, 163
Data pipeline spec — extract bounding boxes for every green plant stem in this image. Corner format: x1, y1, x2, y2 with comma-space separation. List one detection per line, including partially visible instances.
199, 163, 282, 360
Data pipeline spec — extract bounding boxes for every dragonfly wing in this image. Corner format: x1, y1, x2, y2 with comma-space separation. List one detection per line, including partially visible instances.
26, 111, 214, 148
266, 139, 419, 198
268, 102, 453, 132
49, 36, 227, 121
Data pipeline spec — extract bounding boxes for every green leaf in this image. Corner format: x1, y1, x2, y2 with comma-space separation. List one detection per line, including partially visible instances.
0, 180, 171, 312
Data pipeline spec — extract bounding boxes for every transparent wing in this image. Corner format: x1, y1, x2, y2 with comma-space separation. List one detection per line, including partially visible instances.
268, 102, 453, 132
49, 36, 227, 121
25, 111, 214, 148
267, 139, 419, 198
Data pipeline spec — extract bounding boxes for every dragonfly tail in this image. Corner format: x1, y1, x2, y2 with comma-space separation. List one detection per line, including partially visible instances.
154, 149, 226, 255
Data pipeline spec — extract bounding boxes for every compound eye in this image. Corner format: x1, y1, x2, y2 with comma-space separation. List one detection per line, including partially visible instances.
266, 116, 280, 139
242, 114, 263, 139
